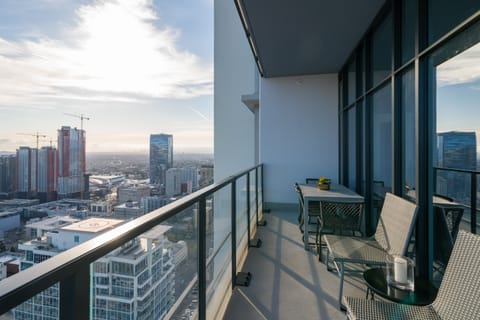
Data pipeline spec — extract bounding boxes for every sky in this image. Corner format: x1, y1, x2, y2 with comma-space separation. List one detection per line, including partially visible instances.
0, 0, 213, 154
436, 42, 480, 152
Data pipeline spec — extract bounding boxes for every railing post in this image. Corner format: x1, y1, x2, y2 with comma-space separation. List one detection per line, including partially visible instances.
247, 173, 251, 242
261, 164, 270, 213
471, 172, 477, 234
247, 172, 262, 248
231, 180, 252, 287
60, 265, 90, 320
231, 181, 237, 289
198, 197, 207, 320
256, 166, 267, 226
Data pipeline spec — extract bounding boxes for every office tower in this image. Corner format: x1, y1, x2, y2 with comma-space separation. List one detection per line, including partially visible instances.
436, 131, 477, 197
16, 147, 37, 199
165, 167, 199, 196
57, 126, 86, 198
141, 196, 171, 214
0, 155, 17, 199
149, 134, 173, 186
437, 131, 477, 170
38, 146, 58, 202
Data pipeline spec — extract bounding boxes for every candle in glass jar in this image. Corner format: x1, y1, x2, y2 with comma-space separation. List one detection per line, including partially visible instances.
393, 256, 407, 283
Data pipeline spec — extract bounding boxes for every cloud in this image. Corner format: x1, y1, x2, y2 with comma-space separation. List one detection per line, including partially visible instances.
0, 0, 212, 107
437, 42, 480, 87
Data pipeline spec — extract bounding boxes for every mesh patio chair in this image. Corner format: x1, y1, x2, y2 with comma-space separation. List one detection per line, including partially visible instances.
315, 200, 364, 258
344, 230, 480, 320
294, 182, 320, 245
323, 193, 418, 309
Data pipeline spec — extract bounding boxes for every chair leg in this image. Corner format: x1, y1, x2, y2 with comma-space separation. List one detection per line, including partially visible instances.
338, 261, 346, 310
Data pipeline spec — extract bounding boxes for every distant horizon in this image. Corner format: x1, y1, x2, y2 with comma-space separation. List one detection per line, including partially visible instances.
0, 0, 213, 155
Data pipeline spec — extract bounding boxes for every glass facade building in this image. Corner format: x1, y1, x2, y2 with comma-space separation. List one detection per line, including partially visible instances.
149, 134, 173, 186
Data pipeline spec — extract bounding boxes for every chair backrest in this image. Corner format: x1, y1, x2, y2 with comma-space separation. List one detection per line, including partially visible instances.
374, 193, 418, 255
432, 231, 480, 319
294, 182, 304, 210
320, 201, 364, 233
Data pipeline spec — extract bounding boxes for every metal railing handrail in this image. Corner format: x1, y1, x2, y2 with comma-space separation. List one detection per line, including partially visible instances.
434, 166, 480, 174
433, 166, 477, 233
0, 164, 264, 317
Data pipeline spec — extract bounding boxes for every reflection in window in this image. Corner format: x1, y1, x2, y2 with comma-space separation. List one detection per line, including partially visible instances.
347, 59, 356, 105
373, 84, 392, 198
371, 13, 393, 87
402, 69, 415, 196
428, 0, 479, 45
348, 107, 356, 189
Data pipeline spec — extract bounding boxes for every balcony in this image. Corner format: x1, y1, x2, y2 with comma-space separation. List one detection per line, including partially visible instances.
0, 164, 374, 320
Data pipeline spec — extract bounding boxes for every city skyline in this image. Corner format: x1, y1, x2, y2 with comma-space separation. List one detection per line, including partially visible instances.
0, 0, 213, 154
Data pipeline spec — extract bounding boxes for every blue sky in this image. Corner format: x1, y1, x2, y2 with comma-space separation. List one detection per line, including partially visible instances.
0, 0, 213, 153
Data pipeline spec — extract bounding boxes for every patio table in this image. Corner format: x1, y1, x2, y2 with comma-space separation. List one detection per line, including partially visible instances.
299, 183, 364, 250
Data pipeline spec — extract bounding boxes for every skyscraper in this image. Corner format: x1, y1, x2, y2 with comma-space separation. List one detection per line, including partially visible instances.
437, 131, 477, 170
57, 126, 86, 198
38, 146, 58, 202
149, 134, 173, 186
0, 155, 17, 199
16, 146, 37, 199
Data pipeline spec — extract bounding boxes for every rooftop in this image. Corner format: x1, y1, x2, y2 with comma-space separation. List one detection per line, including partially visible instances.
26, 216, 80, 231
61, 218, 124, 233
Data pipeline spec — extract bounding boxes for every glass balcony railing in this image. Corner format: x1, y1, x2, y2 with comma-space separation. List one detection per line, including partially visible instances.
434, 166, 479, 234
0, 164, 264, 320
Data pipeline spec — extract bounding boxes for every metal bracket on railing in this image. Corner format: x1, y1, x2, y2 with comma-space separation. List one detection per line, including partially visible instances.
257, 220, 267, 226
235, 272, 252, 287
249, 239, 262, 248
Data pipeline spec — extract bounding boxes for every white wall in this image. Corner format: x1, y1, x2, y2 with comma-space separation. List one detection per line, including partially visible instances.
260, 74, 339, 204
213, 0, 257, 182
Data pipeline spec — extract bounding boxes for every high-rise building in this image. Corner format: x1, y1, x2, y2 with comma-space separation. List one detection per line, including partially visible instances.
165, 167, 199, 197
91, 225, 175, 320
149, 134, 173, 186
57, 126, 86, 198
0, 155, 17, 199
37, 146, 58, 202
13, 217, 176, 320
437, 131, 477, 170
16, 147, 37, 199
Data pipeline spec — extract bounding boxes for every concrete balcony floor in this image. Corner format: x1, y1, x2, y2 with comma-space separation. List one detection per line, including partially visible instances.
223, 208, 368, 320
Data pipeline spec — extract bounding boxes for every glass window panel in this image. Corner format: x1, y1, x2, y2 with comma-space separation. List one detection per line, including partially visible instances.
401, 0, 416, 64
371, 13, 393, 87
372, 84, 392, 221
348, 107, 356, 189
402, 68, 416, 198
431, 25, 480, 282
347, 59, 356, 105
428, 0, 479, 45
339, 79, 344, 108
357, 46, 364, 96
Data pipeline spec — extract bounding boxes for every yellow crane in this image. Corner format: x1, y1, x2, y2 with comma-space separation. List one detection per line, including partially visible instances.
16, 132, 47, 150
64, 113, 91, 131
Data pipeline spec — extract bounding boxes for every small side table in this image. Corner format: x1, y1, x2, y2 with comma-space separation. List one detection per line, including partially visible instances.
363, 268, 437, 306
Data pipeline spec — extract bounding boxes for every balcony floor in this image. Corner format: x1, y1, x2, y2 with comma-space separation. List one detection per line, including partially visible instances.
223, 208, 368, 320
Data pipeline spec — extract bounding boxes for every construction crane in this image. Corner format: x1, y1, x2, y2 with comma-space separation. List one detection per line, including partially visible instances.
64, 113, 91, 131
17, 132, 47, 150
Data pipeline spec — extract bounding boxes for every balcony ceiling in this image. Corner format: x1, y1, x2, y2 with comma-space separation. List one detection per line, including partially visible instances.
236, 0, 385, 77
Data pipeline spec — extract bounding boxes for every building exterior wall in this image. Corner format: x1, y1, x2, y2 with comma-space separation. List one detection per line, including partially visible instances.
260, 74, 339, 204
213, 0, 257, 182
